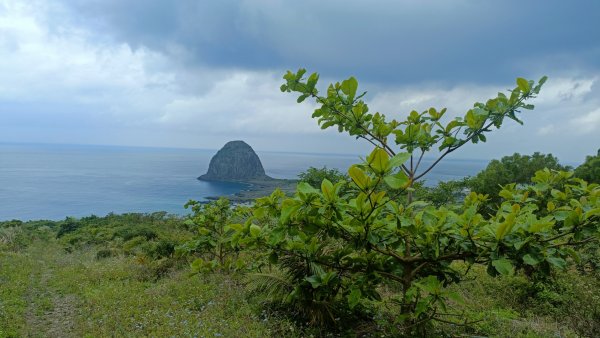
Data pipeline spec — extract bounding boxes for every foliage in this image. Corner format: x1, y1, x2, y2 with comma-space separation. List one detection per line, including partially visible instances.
56, 217, 83, 238
298, 166, 348, 189
440, 263, 600, 337
466, 152, 569, 212
4, 217, 597, 337
178, 198, 245, 272
50, 213, 192, 280
574, 149, 600, 184
0, 226, 27, 252
219, 69, 600, 334
0, 219, 54, 252
417, 179, 469, 207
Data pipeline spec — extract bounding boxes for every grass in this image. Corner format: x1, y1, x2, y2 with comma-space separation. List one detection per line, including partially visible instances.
436, 264, 600, 337
1, 216, 599, 337
0, 251, 32, 336
0, 238, 295, 337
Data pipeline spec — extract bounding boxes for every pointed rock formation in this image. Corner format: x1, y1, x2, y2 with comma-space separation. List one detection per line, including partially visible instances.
199, 141, 270, 181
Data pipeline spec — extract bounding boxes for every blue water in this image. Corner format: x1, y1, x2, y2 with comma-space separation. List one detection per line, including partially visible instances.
0, 143, 487, 221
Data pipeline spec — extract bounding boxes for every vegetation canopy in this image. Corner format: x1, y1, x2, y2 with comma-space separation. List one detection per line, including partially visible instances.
466, 152, 569, 213
183, 69, 600, 334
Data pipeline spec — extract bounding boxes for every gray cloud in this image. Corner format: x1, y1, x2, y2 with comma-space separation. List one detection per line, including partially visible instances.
1, 0, 599, 164
59, 0, 600, 84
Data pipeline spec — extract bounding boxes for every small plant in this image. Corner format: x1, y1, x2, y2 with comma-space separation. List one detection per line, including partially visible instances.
178, 198, 244, 272
298, 166, 349, 189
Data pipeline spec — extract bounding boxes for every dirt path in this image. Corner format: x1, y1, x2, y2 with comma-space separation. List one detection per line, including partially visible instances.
23, 244, 79, 338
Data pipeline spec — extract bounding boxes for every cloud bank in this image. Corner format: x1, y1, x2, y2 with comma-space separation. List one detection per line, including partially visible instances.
0, 0, 598, 163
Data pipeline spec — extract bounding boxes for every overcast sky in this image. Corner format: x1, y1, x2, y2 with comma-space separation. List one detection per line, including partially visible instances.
0, 0, 599, 163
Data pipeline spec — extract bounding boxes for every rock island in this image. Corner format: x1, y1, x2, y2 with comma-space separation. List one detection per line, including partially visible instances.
199, 140, 296, 202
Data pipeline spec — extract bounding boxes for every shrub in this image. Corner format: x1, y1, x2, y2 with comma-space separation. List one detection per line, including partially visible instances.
95, 248, 119, 260
222, 69, 600, 335
113, 227, 158, 241
56, 218, 82, 238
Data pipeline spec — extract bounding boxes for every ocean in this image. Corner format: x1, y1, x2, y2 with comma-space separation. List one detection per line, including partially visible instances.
0, 143, 487, 221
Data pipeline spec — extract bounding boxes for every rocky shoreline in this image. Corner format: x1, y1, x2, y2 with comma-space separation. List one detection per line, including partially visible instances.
204, 178, 297, 203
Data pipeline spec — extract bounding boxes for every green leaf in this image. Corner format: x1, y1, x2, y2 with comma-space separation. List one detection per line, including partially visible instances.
280, 199, 300, 223
513, 239, 528, 250
267, 228, 285, 245
584, 207, 600, 219
465, 110, 475, 129
546, 257, 567, 269
522, 254, 540, 266
492, 258, 514, 275
367, 148, 390, 174
191, 258, 207, 272
348, 165, 370, 190
415, 276, 442, 294
307, 72, 319, 88
348, 288, 362, 309
384, 172, 410, 189
297, 94, 308, 103
496, 213, 516, 240
321, 179, 334, 200
340, 77, 358, 100
447, 291, 464, 305
305, 275, 321, 288
249, 224, 261, 237
517, 78, 530, 92
297, 182, 319, 195
389, 152, 411, 169
445, 119, 461, 133
367, 231, 379, 245
532, 76, 548, 93
226, 223, 244, 232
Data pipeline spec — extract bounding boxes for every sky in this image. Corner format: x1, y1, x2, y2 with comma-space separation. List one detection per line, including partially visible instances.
0, 0, 599, 163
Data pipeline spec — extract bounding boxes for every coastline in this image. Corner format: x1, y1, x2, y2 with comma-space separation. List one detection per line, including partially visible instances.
202, 178, 297, 203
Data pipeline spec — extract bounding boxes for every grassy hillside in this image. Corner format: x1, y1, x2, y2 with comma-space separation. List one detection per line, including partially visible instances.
1, 214, 598, 337
0, 215, 295, 337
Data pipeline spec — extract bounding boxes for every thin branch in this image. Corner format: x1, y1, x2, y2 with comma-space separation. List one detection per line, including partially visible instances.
312, 93, 409, 174
549, 237, 597, 248
541, 230, 575, 243
413, 148, 452, 182
410, 261, 429, 279
413, 150, 425, 174
413, 93, 530, 181
357, 135, 380, 149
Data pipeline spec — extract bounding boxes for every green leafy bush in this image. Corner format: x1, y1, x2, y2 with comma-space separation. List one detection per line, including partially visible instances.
56, 217, 82, 238
178, 199, 246, 272
95, 248, 119, 260
574, 149, 600, 184
219, 69, 600, 335
113, 226, 158, 241
466, 152, 569, 213
298, 166, 349, 189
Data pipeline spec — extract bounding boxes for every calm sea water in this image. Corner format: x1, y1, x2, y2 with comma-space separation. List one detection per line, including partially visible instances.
0, 143, 487, 221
